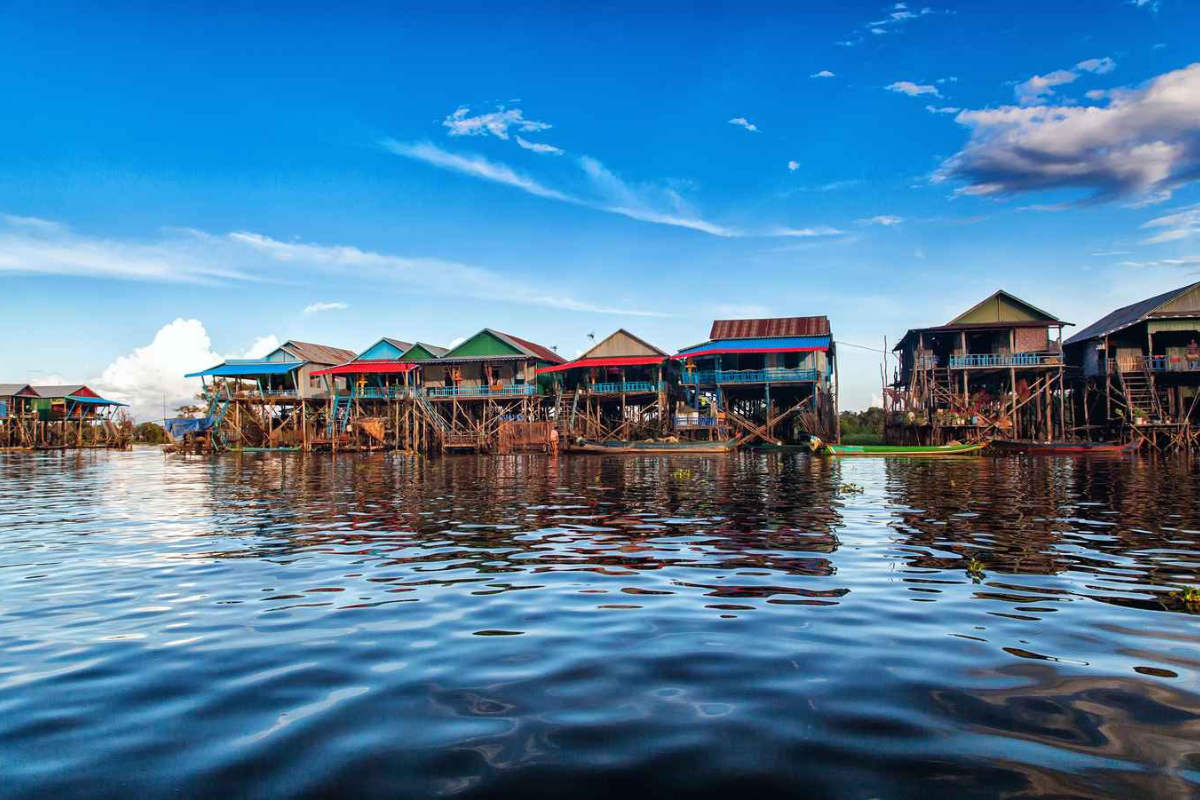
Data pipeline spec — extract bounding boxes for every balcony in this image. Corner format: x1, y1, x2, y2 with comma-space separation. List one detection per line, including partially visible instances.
348, 387, 416, 399
948, 353, 1061, 368
681, 368, 819, 385
423, 384, 537, 398
674, 415, 720, 429
585, 381, 664, 394
1111, 355, 1200, 373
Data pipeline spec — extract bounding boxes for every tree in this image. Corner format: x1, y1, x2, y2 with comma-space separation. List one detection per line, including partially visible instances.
134, 422, 168, 444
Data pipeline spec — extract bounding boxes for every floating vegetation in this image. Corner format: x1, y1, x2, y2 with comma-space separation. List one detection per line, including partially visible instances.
673, 468, 693, 480
966, 556, 987, 582
840, 482, 864, 494
1165, 585, 1200, 613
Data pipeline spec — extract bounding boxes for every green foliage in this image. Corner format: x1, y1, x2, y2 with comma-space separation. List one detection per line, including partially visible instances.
966, 556, 986, 581
134, 422, 168, 444
840, 407, 884, 437
841, 433, 885, 445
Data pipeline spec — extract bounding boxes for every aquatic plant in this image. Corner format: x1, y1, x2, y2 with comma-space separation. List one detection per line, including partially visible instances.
840, 482, 864, 494
966, 556, 986, 581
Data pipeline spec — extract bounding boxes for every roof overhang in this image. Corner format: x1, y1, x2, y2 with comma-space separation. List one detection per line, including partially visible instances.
312, 361, 418, 376
537, 356, 666, 374
185, 361, 303, 378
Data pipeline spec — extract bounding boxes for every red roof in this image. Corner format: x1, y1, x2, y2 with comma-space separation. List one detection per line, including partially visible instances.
537, 356, 665, 374
496, 331, 567, 364
710, 316, 830, 340
312, 360, 418, 376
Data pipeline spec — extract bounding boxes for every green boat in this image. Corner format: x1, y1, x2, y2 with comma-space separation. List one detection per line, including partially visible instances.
819, 441, 988, 457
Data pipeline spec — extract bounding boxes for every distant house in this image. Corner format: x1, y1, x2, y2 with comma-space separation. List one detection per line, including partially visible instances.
1064, 280, 1200, 439
312, 337, 450, 398
422, 329, 566, 398
186, 340, 357, 399
30, 384, 126, 420
887, 290, 1071, 444
0, 384, 39, 420
537, 329, 669, 394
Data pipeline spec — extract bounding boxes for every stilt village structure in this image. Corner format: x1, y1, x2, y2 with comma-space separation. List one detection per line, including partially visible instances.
10, 282, 1200, 454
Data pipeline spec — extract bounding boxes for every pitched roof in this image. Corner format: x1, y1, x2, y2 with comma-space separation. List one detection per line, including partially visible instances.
381, 337, 414, 351
947, 290, 1063, 326
409, 342, 449, 357
281, 340, 358, 365
580, 329, 668, 359
31, 385, 87, 398
490, 330, 567, 363
710, 316, 830, 340
1065, 281, 1200, 346
0, 384, 39, 397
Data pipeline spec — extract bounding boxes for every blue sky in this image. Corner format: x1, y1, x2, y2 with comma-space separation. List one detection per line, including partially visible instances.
2, 0, 1199, 417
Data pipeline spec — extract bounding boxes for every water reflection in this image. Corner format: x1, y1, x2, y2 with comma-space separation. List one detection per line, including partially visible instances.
0, 449, 1197, 798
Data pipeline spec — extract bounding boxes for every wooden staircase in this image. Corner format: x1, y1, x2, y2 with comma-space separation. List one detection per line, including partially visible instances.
1119, 365, 1163, 421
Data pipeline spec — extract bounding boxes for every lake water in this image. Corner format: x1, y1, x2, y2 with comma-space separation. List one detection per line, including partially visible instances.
1, 449, 1198, 798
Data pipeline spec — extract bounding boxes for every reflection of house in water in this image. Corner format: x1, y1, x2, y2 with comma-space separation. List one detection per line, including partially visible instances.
887, 291, 1072, 445
1064, 280, 1200, 450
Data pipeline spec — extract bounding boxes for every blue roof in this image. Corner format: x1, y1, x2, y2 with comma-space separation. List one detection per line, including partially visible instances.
69, 396, 127, 406
185, 361, 303, 378
677, 335, 831, 356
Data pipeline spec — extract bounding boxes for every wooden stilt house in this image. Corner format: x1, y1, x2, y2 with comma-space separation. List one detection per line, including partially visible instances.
885, 291, 1071, 445
1063, 280, 1200, 450
675, 316, 838, 444
185, 339, 356, 450
30, 384, 129, 448
537, 329, 673, 443
0, 384, 40, 448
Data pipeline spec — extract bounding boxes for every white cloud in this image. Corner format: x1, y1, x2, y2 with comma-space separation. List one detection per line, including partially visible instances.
1141, 203, 1200, 244
443, 106, 551, 140
728, 117, 760, 132
1129, 0, 1160, 12
810, 70, 835, 78
935, 63, 1200, 204
787, 160, 800, 172
448, 336, 466, 349
95, 319, 222, 421
515, 136, 563, 155
1091, 250, 1131, 256
384, 140, 838, 239
936, 76, 958, 84
239, 335, 281, 358
886, 81, 940, 97
303, 301, 349, 314
1120, 255, 1200, 268
925, 105, 960, 114
1014, 57, 1116, 105
861, 215, 904, 226
1, 214, 65, 233
769, 225, 845, 237
867, 3, 935, 32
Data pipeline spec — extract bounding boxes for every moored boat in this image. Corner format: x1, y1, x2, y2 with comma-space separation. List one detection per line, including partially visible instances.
570, 439, 740, 454
990, 439, 1139, 455
819, 440, 988, 457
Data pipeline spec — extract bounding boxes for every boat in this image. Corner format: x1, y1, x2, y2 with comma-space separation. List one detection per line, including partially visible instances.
819, 440, 989, 457
570, 439, 740, 454
989, 439, 1139, 455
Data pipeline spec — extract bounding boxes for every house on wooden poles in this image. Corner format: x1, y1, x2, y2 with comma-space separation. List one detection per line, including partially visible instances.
675, 316, 838, 445
1063, 280, 1200, 451
310, 337, 448, 451
537, 329, 674, 444
1, 384, 40, 448
30, 384, 129, 449
419, 329, 566, 451
184, 340, 356, 450
885, 291, 1071, 445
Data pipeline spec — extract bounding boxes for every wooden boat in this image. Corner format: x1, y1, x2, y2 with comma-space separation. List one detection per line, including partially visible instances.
571, 439, 740, 454
821, 441, 988, 457
989, 439, 1139, 455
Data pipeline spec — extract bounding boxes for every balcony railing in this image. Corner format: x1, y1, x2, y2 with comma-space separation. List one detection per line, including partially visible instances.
1111, 355, 1200, 373
585, 381, 664, 394
348, 387, 416, 399
681, 368, 819, 385
674, 415, 720, 428
423, 384, 537, 398
948, 353, 1061, 368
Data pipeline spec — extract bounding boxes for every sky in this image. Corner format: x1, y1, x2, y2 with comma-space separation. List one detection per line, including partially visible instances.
3, 0, 1200, 419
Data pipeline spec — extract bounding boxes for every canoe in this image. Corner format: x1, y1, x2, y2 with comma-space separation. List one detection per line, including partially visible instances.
990, 439, 1139, 455
571, 439, 740, 454
822, 441, 988, 457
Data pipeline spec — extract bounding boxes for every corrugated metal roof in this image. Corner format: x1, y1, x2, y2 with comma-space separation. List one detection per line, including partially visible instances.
678, 336, 831, 357
185, 362, 302, 378
1065, 282, 1200, 346
0, 384, 38, 397
490, 330, 567, 364
381, 337, 414, 351
410, 342, 449, 357
281, 340, 358, 365
31, 385, 87, 399
710, 316, 830, 340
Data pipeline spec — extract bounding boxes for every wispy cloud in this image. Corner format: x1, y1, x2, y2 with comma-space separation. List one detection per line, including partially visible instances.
810, 70, 835, 78
886, 81, 940, 97
303, 301, 349, 314
1129, 0, 1160, 13
1141, 203, 1200, 244
935, 63, 1200, 205
787, 160, 800, 172
867, 3, 935, 34
1014, 57, 1115, 105
443, 105, 551, 140
728, 117, 760, 132
860, 215, 904, 226
0, 212, 669, 317
383, 140, 841, 239
516, 136, 563, 155
925, 105, 960, 114
1120, 255, 1200, 269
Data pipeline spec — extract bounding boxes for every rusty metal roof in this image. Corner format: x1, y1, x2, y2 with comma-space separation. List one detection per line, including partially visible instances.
709, 316, 830, 340
281, 340, 358, 365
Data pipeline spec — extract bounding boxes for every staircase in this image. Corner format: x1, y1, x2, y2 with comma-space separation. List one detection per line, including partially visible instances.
205, 384, 234, 448
1119, 364, 1164, 422
328, 395, 352, 436
414, 394, 452, 446
928, 368, 958, 409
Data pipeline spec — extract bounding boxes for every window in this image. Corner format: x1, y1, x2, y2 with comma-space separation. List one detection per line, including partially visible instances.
310, 375, 323, 390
